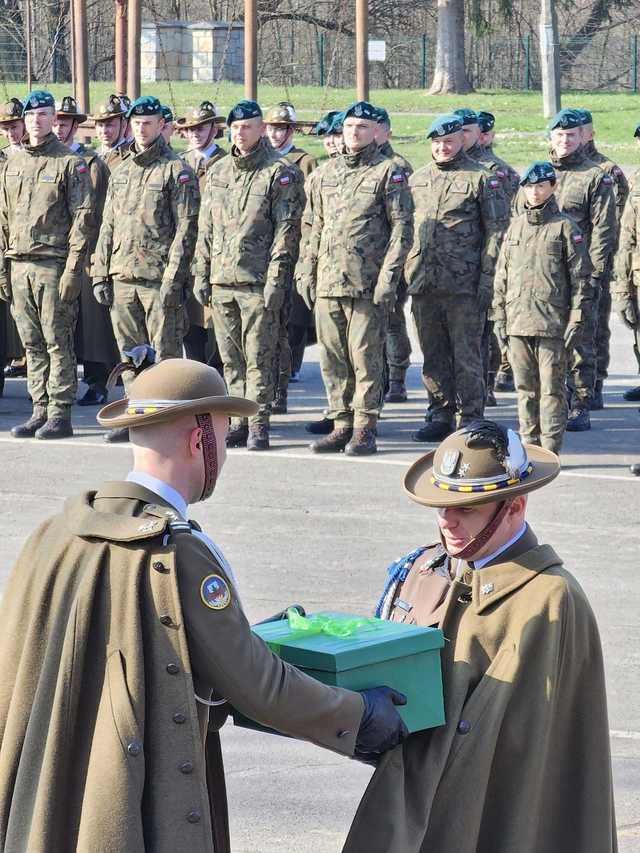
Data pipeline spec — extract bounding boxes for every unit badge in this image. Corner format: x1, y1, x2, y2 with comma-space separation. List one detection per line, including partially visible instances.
440, 449, 460, 476
200, 574, 231, 610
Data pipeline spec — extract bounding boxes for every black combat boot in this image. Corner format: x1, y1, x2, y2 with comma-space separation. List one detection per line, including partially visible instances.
630, 463, 640, 476
271, 390, 288, 415
566, 406, 591, 432
345, 427, 377, 456
385, 380, 407, 403
104, 426, 130, 443
247, 424, 270, 451
226, 423, 249, 448
310, 427, 353, 453
77, 384, 108, 406
305, 416, 335, 435
11, 410, 48, 438
494, 371, 515, 393
412, 421, 454, 443
35, 416, 74, 440
589, 380, 604, 411
623, 385, 640, 401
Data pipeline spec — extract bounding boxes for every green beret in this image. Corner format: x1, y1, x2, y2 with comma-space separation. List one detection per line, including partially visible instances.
453, 108, 479, 126
477, 110, 495, 132
343, 101, 378, 121
23, 90, 55, 111
127, 96, 162, 119
160, 104, 174, 123
574, 108, 593, 126
426, 113, 463, 139
547, 109, 582, 131
328, 111, 345, 135
520, 160, 556, 186
314, 110, 339, 137
375, 106, 390, 126
227, 100, 262, 125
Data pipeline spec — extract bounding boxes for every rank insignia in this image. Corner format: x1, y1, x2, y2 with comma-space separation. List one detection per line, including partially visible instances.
440, 449, 460, 476
200, 574, 231, 610
481, 583, 494, 595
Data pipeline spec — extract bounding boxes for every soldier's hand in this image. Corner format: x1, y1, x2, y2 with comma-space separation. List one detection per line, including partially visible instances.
263, 283, 285, 313
355, 686, 409, 758
616, 297, 638, 330
159, 280, 183, 309
372, 283, 397, 310
494, 321, 508, 350
194, 276, 212, 308
59, 269, 83, 303
296, 279, 315, 312
93, 279, 114, 307
564, 323, 583, 351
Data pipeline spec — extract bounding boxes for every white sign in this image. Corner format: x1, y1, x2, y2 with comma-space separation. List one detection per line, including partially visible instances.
368, 40, 386, 62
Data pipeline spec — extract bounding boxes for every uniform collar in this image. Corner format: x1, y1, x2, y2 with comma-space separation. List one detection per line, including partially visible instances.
550, 145, 586, 170
379, 140, 394, 157
126, 471, 188, 519
277, 140, 294, 156
433, 147, 468, 171
24, 132, 58, 155
525, 196, 559, 224
343, 140, 378, 169
131, 134, 166, 166
472, 522, 528, 569
64, 486, 173, 542
68, 140, 81, 153
194, 140, 219, 161
232, 136, 271, 171
466, 141, 484, 160
472, 542, 563, 614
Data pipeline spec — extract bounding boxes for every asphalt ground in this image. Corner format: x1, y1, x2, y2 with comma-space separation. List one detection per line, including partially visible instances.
1, 312, 639, 852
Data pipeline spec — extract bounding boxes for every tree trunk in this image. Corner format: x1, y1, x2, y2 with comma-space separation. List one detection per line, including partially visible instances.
428, 0, 473, 94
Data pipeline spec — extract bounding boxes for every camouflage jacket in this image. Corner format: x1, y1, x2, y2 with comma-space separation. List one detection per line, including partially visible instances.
379, 141, 413, 179
405, 149, 509, 298
101, 141, 132, 174
180, 145, 227, 192
282, 146, 316, 179
193, 137, 304, 291
612, 175, 640, 299
492, 196, 593, 337
297, 141, 414, 299
92, 135, 199, 286
74, 143, 110, 254
514, 147, 616, 278
468, 141, 520, 203
582, 140, 629, 226
0, 132, 92, 274
296, 154, 336, 276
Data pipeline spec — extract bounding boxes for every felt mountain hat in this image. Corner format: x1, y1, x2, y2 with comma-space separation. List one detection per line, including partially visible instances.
55, 95, 87, 124
404, 420, 560, 508
264, 102, 297, 125
90, 94, 130, 122
97, 359, 258, 429
176, 100, 226, 134
0, 98, 24, 124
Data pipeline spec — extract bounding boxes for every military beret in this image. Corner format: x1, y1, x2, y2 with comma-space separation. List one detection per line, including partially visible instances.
264, 102, 297, 126
426, 113, 463, 139
477, 110, 495, 132
0, 97, 24, 124
90, 94, 130, 122
160, 104, 174, 123
126, 95, 162, 119
328, 111, 345, 135
314, 110, 339, 136
453, 108, 479, 126
343, 101, 378, 121
55, 95, 87, 123
634, 123, 640, 139
375, 106, 390, 125
547, 108, 583, 131
23, 90, 55, 111
227, 100, 262, 125
520, 160, 556, 186
574, 108, 593, 126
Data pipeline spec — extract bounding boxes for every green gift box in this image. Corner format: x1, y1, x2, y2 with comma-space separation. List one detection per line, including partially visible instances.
233, 611, 445, 734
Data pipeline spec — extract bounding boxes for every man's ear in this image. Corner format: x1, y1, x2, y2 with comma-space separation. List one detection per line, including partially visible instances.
189, 426, 203, 456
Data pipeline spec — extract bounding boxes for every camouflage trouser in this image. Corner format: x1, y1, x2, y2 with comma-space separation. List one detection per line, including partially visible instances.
385, 282, 411, 382
110, 278, 183, 395
411, 292, 485, 426
632, 288, 640, 374
509, 335, 567, 454
568, 279, 598, 406
315, 296, 386, 429
211, 284, 279, 428
10, 258, 78, 418
481, 320, 501, 389
594, 279, 612, 382
274, 288, 292, 396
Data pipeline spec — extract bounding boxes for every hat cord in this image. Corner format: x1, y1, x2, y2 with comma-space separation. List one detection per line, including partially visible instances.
445, 499, 512, 561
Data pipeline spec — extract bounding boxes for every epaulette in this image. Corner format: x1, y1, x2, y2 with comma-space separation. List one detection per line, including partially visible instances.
142, 503, 193, 543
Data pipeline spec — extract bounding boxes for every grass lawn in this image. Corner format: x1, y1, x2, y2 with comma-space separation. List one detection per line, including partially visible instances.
4, 82, 640, 168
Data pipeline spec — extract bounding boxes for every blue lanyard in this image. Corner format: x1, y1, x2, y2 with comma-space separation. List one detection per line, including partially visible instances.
374, 546, 429, 618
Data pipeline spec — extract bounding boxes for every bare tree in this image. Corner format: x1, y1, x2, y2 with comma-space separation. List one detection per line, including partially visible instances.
428, 0, 472, 93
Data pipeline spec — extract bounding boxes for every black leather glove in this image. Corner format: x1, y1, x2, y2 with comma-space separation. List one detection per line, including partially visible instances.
564, 322, 583, 352
93, 279, 114, 307
616, 296, 638, 330
355, 686, 409, 757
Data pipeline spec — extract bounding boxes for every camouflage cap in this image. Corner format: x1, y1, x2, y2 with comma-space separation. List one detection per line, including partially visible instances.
176, 100, 226, 130
0, 97, 24, 124
264, 102, 297, 126
477, 110, 495, 132
314, 110, 340, 136
404, 420, 560, 509
520, 160, 556, 186
453, 107, 479, 126
160, 104, 174, 123
574, 108, 593, 126
227, 100, 262, 125
426, 113, 463, 139
90, 94, 130, 122
23, 90, 55, 111
55, 95, 87, 123
343, 101, 378, 121
547, 108, 583, 131
126, 95, 162, 119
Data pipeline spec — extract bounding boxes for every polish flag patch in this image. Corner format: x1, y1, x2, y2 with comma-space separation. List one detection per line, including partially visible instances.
573, 233, 584, 243
178, 171, 191, 184
489, 179, 500, 188
391, 172, 405, 184
76, 163, 87, 174
279, 174, 292, 186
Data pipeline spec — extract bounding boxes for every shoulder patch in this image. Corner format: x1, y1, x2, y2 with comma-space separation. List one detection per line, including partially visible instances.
613, 166, 623, 177
573, 233, 584, 243
489, 178, 500, 188
200, 574, 231, 610
279, 172, 292, 186
390, 171, 405, 184
495, 169, 506, 178
178, 170, 192, 184
602, 175, 613, 186
75, 162, 87, 174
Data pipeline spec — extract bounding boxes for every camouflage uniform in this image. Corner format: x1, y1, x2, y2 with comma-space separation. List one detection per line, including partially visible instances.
193, 137, 304, 428
92, 136, 200, 393
379, 141, 413, 387
612, 168, 640, 383
102, 142, 132, 173
297, 141, 413, 429
582, 139, 629, 387
0, 133, 92, 419
407, 150, 509, 427
492, 197, 593, 452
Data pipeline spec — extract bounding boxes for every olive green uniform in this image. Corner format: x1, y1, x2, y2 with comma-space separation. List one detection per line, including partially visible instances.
92, 136, 200, 392
492, 197, 593, 452
406, 150, 509, 426
0, 133, 92, 418
297, 141, 414, 429
613, 166, 640, 380
193, 138, 305, 428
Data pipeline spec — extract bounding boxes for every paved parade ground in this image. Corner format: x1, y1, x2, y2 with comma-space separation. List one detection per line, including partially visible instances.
1, 314, 639, 851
